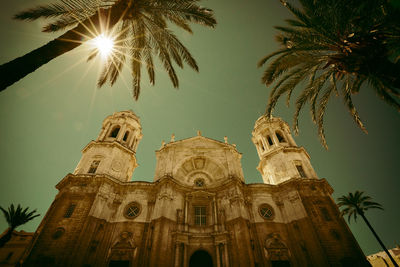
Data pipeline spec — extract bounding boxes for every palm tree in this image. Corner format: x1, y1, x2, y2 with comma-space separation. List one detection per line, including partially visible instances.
0, 204, 40, 248
337, 191, 399, 267
0, 0, 216, 99
258, 0, 400, 148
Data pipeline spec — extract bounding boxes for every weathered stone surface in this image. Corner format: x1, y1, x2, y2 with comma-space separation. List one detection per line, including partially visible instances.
20, 111, 368, 267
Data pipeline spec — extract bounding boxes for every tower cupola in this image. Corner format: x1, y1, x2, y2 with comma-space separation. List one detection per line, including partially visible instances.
97, 110, 142, 151
73, 110, 142, 182
252, 115, 317, 185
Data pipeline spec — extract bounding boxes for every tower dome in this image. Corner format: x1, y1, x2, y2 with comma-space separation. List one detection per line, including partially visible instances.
252, 115, 318, 184
73, 110, 142, 182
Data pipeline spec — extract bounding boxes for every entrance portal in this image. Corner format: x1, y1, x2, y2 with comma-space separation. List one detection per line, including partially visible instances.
189, 250, 213, 267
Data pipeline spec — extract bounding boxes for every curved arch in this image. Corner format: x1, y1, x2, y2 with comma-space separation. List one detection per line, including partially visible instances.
173, 156, 227, 186
189, 250, 213, 267
275, 131, 286, 143
109, 125, 120, 138
123, 131, 129, 142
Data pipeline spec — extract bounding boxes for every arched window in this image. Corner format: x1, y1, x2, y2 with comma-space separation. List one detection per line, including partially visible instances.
123, 131, 129, 142
88, 160, 100, 174
109, 126, 120, 138
276, 131, 286, 143
267, 135, 274, 146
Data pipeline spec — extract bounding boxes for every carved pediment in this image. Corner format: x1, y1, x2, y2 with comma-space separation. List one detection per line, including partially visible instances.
187, 190, 215, 200
174, 156, 227, 186
264, 233, 290, 261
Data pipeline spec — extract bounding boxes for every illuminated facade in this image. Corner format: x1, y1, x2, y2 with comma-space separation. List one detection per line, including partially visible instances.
21, 111, 368, 266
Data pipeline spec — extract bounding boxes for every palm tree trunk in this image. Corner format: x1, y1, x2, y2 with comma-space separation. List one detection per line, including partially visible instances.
360, 212, 399, 267
0, 2, 126, 91
0, 227, 14, 248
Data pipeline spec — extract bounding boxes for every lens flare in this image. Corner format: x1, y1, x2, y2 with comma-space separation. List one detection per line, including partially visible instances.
92, 34, 114, 58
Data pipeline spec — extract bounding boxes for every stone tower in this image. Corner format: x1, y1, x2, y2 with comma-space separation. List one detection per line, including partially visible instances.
20, 111, 368, 267
252, 115, 317, 185
73, 110, 142, 182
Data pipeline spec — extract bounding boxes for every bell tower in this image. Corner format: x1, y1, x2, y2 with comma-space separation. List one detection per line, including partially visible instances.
252, 115, 318, 185
73, 110, 142, 182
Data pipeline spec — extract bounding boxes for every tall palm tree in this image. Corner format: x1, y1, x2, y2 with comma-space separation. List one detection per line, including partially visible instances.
0, 0, 216, 99
0, 204, 40, 248
258, 0, 400, 148
337, 191, 399, 267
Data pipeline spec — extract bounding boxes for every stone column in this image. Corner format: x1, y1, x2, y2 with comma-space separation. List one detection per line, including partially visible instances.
183, 243, 188, 267
174, 243, 180, 267
271, 131, 280, 146
216, 244, 221, 267
184, 197, 189, 232
224, 243, 229, 267
99, 122, 111, 140
285, 128, 296, 146
213, 197, 218, 232
261, 138, 269, 150
128, 130, 136, 147
117, 124, 127, 142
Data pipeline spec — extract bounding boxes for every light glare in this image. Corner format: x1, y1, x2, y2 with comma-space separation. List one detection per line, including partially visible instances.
92, 34, 114, 58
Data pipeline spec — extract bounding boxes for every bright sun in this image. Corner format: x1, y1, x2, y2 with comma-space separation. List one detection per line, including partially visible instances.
92, 34, 114, 58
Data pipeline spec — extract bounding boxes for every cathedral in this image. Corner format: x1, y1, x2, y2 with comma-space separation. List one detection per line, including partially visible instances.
20, 110, 368, 266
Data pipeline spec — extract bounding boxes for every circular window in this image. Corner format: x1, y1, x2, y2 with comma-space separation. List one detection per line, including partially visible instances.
52, 227, 65, 239
124, 202, 141, 219
259, 204, 274, 220
194, 178, 205, 187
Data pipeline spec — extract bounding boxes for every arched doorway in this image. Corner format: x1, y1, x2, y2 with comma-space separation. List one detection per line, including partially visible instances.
189, 250, 213, 267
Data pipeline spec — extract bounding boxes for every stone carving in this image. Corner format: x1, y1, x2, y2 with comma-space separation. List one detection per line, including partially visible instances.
158, 185, 175, 201
111, 159, 123, 172
108, 231, 136, 262
264, 233, 290, 261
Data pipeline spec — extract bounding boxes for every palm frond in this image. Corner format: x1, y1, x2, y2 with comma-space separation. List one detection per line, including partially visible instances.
341, 77, 368, 133
337, 191, 383, 223
14, 0, 110, 21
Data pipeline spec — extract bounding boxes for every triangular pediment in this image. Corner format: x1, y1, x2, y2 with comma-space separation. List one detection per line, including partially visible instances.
163, 135, 237, 151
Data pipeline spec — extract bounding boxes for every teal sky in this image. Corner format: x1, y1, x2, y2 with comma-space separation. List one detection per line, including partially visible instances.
1, 0, 399, 256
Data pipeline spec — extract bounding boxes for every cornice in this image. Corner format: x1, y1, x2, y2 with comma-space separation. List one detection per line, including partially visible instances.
155, 135, 241, 156
81, 140, 136, 155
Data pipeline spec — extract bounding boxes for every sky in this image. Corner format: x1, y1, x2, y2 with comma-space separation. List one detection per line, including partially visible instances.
0, 0, 399, 256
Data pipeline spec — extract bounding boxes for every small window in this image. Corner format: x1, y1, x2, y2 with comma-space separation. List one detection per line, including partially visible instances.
267, 136, 273, 146
194, 178, 205, 187
123, 131, 129, 141
320, 207, 332, 221
276, 132, 286, 143
52, 227, 65, 239
295, 164, 306, 178
259, 204, 275, 220
194, 206, 207, 226
110, 126, 120, 138
124, 202, 141, 219
64, 204, 76, 218
88, 160, 100, 174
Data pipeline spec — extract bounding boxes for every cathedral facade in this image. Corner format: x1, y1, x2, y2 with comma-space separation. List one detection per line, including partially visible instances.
22, 111, 368, 266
